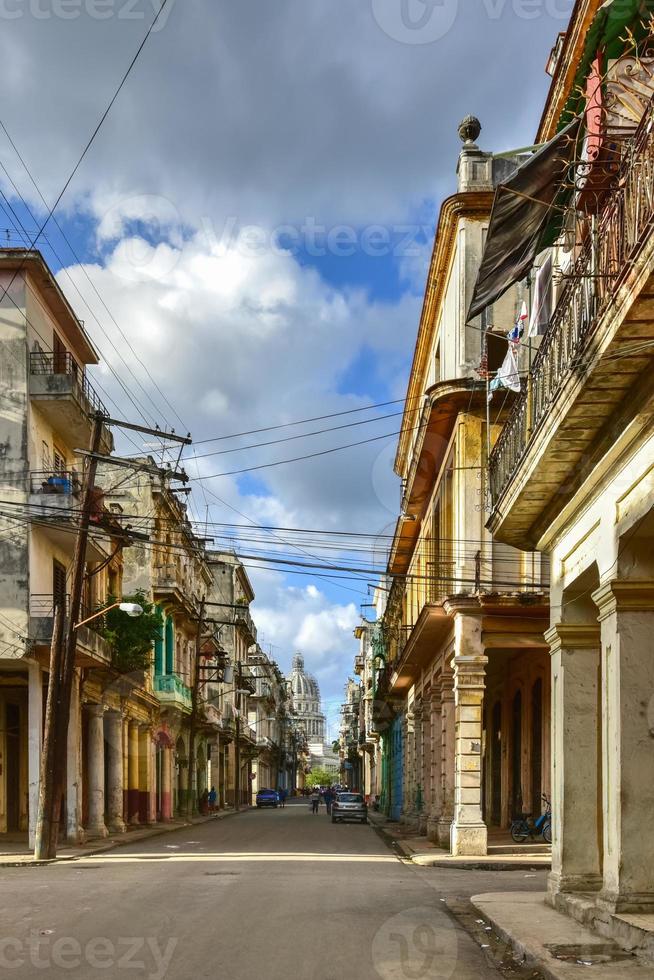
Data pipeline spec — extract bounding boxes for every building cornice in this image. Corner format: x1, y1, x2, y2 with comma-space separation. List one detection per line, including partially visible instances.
537, 0, 603, 142
395, 190, 495, 476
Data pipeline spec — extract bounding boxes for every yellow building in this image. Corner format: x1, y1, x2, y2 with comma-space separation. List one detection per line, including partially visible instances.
485, 0, 654, 930
378, 124, 549, 855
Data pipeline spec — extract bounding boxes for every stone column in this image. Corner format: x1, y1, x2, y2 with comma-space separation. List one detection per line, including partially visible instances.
105, 711, 126, 834
450, 639, 488, 857
127, 720, 140, 824
402, 708, 414, 823
149, 736, 157, 824
66, 671, 84, 842
27, 661, 42, 849
139, 725, 152, 825
178, 748, 189, 815
593, 581, 654, 913
427, 685, 442, 843
122, 716, 129, 826
413, 700, 427, 833
161, 745, 173, 821
86, 704, 108, 838
438, 670, 455, 848
546, 624, 602, 904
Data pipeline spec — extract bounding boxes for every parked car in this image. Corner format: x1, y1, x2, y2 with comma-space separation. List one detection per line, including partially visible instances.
331, 792, 367, 824
256, 788, 279, 808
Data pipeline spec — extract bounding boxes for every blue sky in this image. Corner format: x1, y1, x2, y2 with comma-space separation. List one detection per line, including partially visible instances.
0, 0, 570, 730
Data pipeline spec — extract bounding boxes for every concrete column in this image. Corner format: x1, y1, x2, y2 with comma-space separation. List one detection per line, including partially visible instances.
149, 736, 157, 824
66, 672, 84, 843
450, 640, 488, 857
27, 661, 42, 849
546, 624, 602, 904
105, 711, 126, 834
402, 708, 413, 822
122, 716, 129, 826
593, 581, 654, 913
128, 720, 140, 824
138, 725, 152, 824
413, 700, 427, 833
86, 704, 108, 838
178, 747, 189, 815
161, 745, 173, 821
438, 671, 455, 848
427, 685, 442, 843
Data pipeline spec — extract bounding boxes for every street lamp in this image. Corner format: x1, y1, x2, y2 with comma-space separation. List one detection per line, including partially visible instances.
74, 601, 144, 629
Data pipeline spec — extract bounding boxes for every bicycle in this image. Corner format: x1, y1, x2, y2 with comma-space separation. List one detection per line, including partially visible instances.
510, 793, 552, 844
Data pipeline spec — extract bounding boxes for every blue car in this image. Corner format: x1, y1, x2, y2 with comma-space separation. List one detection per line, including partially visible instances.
256, 788, 279, 808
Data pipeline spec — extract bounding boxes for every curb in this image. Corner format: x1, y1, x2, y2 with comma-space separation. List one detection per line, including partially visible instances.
371, 817, 551, 871
0, 807, 251, 868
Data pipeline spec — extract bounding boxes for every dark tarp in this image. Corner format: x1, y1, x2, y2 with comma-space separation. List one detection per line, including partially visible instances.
467, 116, 581, 322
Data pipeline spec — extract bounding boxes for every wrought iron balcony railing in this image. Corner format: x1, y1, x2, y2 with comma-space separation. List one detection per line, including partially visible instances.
30, 470, 81, 496
489, 94, 654, 506
29, 351, 108, 418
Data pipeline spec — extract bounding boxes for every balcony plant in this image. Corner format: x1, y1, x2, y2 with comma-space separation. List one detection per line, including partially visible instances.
100, 591, 161, 674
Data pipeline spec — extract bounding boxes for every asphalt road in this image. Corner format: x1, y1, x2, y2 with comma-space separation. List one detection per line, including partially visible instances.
0, 802, 547, 980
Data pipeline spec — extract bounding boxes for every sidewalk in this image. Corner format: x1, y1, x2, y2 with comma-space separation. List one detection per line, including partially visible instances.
471, 892, 654, 978
368, 810, 551, 870
0, 807, 249, 868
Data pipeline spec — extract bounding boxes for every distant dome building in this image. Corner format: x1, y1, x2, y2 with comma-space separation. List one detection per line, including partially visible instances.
288, 654, 338, 775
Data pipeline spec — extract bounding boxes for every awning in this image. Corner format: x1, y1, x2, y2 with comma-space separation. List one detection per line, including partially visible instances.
467, 115, 581, 322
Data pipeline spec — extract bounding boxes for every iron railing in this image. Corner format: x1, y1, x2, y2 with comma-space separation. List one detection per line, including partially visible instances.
29, 351, 108, 417
30, 470, 81, 495
489, 94, 654, 505
29, 594, 106, 633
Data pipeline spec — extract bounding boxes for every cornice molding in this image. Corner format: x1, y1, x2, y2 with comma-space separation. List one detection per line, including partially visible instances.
592, 580, 654, 620
537, 0, 603, 142
395, 190, 495, 474
545, 623, 600, 650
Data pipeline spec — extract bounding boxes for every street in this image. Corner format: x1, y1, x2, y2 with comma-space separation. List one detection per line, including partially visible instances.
0, 803, 546, 980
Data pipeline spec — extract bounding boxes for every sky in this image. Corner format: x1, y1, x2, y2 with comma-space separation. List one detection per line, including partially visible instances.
0, 0, 573, 736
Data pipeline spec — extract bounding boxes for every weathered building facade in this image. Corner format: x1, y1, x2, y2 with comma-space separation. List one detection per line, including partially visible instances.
376, 128, 550, 855
485, 0, 654, 934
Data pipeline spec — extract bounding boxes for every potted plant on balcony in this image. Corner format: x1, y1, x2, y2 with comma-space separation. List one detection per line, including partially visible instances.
100, 590, 161, 675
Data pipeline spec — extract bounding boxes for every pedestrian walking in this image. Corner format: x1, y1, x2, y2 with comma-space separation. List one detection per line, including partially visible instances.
279, 788, 287, 808
310, 789, 320, 814
208, 786, 217, 811
324, 788, 334, 815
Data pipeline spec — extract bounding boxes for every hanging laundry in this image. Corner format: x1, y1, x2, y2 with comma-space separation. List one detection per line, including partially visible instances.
507, 301, 528, 343
528, 254, 553, 337
489, 343, 522, 400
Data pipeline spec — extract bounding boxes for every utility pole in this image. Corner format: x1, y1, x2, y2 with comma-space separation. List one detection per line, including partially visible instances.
186, 595, 206, 820
35, 412, 104, 860
34, 415, 192, 860
234, 660, 241, 812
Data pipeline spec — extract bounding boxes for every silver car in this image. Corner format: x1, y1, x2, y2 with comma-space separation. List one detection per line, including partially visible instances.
331, 792, 367, 824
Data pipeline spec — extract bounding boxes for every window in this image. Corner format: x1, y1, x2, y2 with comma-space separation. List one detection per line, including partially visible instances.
41, 441, 51, 472
52, 559, 67, 605
53, 333, 68, 373
53, 446, 65, 476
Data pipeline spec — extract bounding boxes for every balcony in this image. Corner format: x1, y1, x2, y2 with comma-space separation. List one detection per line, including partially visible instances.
154, 673, 192, 713
489, 96, 654, 548
29, 594, 112, 667
152, 570, 197, 616
233, 606, 257, 645
28, 352, 113, 453
28, 471, 107, 560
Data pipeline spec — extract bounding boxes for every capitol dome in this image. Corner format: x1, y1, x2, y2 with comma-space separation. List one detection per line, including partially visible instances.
289, 654, 325, 742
